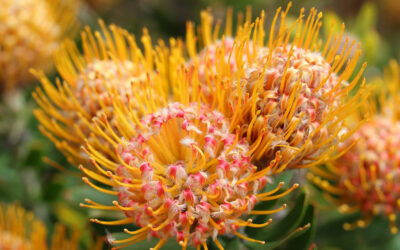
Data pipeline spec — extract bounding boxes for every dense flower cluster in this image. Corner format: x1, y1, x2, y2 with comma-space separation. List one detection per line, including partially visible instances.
308, 60, 400, 233
0, 203, 80, 250
0, 0, 77, 91
32, 22, 162, 166
32, 3, 372, 250
227, 44, 348, 169
82, 103, 296, 249
183, 6, 369, 172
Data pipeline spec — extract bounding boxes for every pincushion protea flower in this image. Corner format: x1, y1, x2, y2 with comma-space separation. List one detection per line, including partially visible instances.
308, 60, 400, 234
32, 21, 168, 167
0, 0, 77, 92
0, 203, 79, 249
183, 3, 370, 171
80, 102, 298, 249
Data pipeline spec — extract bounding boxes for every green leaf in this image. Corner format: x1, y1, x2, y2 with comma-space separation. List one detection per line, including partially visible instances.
388, 234, 400, 250
0, 154, 23, 201
261, 189, 308, 241
245, 189, 310, 249
247, 224, 311, 250
224, 237, 241, 250
266, 170, 295, 192
316, 212, 393, 250
284, 204, 317, 250
246, 170, 296, 236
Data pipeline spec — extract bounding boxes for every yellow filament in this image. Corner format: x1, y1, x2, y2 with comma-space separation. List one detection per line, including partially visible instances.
91, 217, 135, 226
214, 238, 224, 250
111, 234, 147, 249
234, 231, 265, 244
258, 184, 299, 200
82, 177, 118, 195
79, 166, 115, 186
235, 218, 273, 228
150, 239, 167, 250
249, 204, 287, 215
80, 199, 119, 211
123, 227, 149, 235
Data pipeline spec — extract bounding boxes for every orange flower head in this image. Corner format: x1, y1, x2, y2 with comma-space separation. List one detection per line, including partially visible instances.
184, 4, 370, 171
81, 102, 297, 249
32, 21, 163, 167
71, 59, 145, 128
0, 0, 77, 91
308, 60, 400, 234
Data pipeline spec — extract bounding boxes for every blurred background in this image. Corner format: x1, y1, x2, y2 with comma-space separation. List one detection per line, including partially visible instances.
1, 0, 400, 249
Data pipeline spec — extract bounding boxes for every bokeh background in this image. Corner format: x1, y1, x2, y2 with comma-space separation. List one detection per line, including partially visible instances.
1, 0, 400, 249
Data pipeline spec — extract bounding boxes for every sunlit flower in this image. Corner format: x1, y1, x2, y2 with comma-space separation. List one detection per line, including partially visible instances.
0, 203, 79, 250
81, 102, 297, 249
32, 21, 167, 167
0, 0, 77, 92
184, 4, 370, 171
308, 60, 400, 234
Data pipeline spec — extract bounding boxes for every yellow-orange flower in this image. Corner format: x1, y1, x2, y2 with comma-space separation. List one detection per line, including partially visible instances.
0, 203, 79, 250
182, 4, 370, 171
32, 21, 168, 167
308, 60, 400, 234
81, 102, 297, 249
0, 0, 77, 92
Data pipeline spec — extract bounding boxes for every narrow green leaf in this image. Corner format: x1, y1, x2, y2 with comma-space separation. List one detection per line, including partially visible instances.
246, 223, 311, 250
284, 204, 317, 250
260, 189, 308, 241
223, 236, 241, 250
245, 189, 309, 249
247, 170, 296, 236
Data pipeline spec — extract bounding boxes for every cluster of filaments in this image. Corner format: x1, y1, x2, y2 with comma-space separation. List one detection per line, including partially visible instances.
0, 204, 41, 249
0, 203, 79, 250
30, 3, 371, 249
308, 60, 400, 234
185, 6, 367, 171
83, 103, 296, 249
0, 0, 75, 90
32, 22, 157, 166
230, 44, 345, 169
309, 117, 400, 234
74, 59, 144, 119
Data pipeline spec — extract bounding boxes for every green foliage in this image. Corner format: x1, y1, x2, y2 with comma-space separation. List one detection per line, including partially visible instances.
283, 204, 317, 250
244, 189, 313, 250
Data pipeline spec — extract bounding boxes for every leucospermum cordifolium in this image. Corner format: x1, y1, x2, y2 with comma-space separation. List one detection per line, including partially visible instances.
0, 203, 80, 250
0, 0, 77, 92
81, 102, 298, 249
32, 3, 374, 250
183, 3, 370, 171
32, 21, 169, 168
308, 60, 400, 234
69, 4, 370, 250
